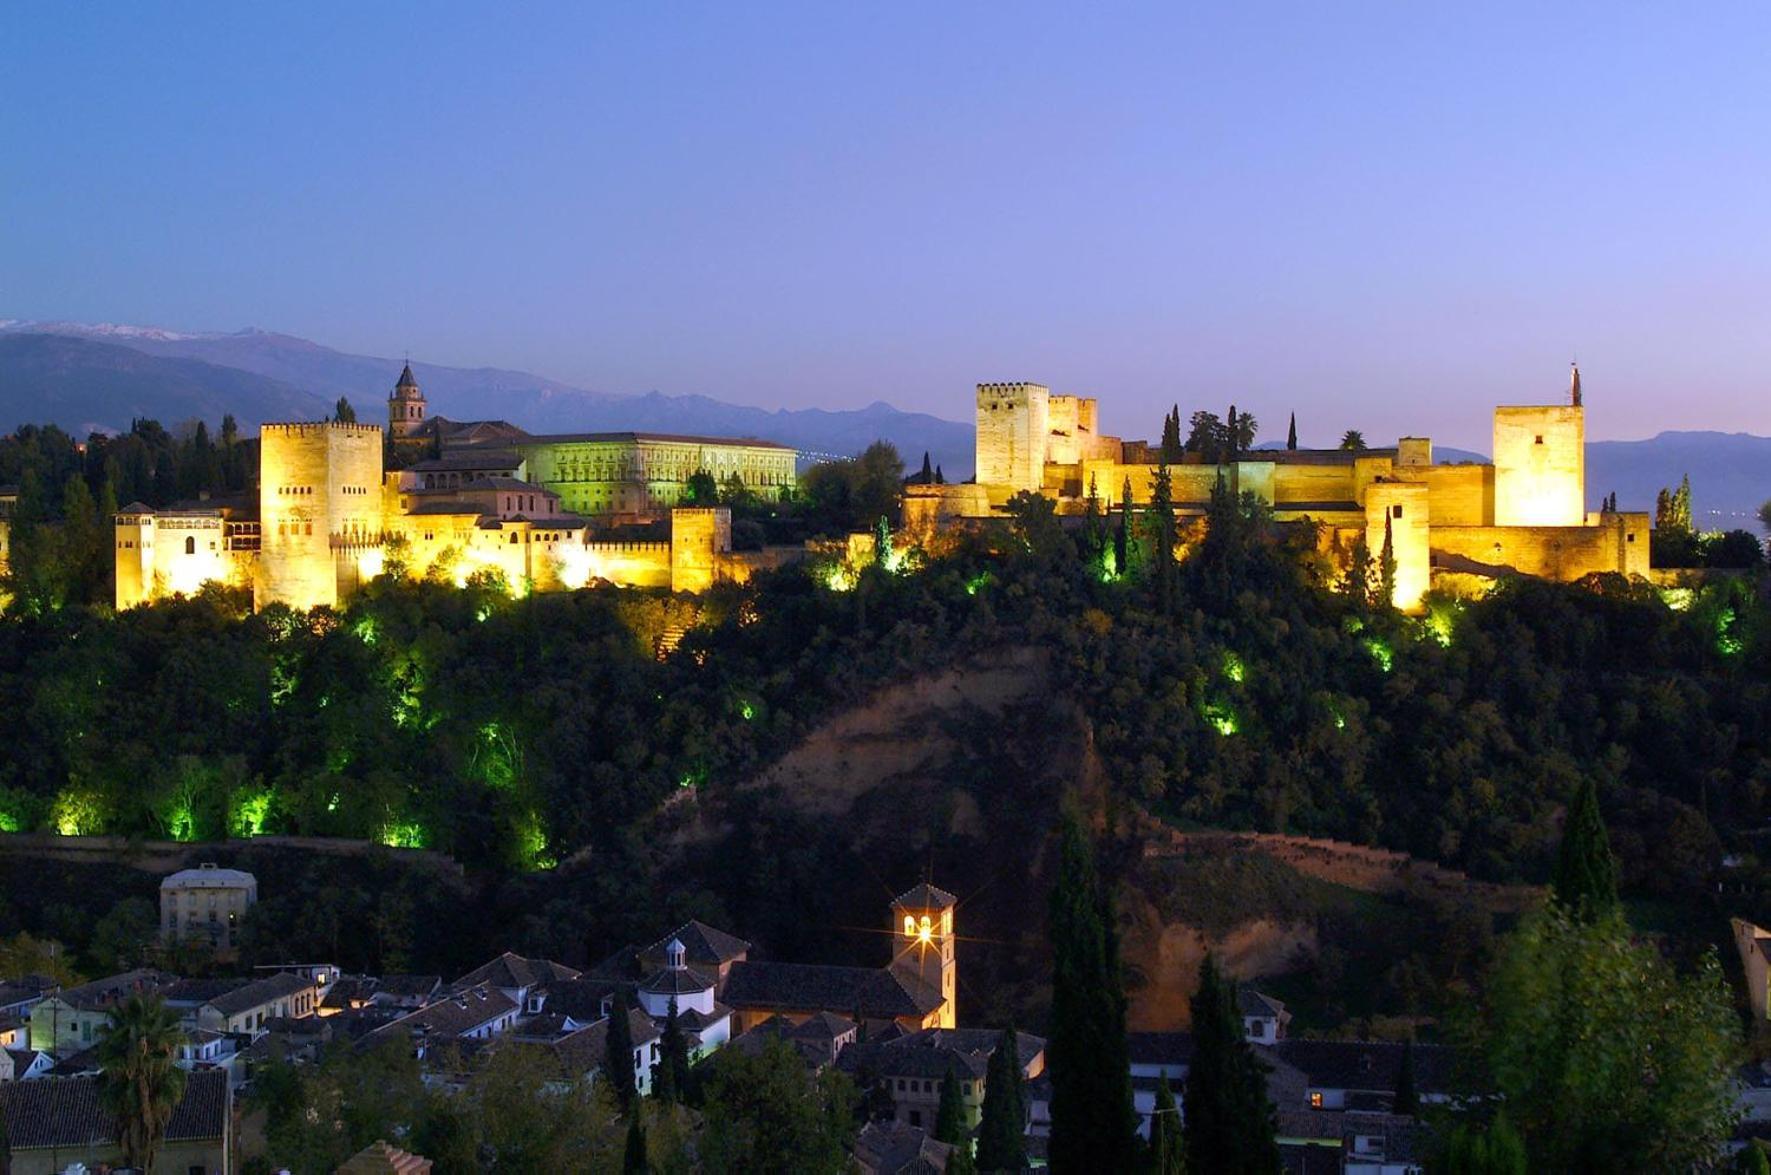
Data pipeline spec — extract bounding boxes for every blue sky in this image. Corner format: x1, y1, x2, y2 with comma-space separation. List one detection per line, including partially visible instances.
5, 3, 1769, 449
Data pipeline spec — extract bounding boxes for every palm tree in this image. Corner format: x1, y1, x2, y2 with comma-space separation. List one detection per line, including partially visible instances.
97, 995, 187, 1172
1339, 429, 1367, 451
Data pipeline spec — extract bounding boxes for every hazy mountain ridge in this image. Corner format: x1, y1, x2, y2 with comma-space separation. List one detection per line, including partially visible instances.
0, 321, 976, 474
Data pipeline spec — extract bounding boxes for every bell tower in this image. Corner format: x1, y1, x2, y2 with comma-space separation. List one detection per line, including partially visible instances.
388, 362, 426, 441
890, 883, 958, 1028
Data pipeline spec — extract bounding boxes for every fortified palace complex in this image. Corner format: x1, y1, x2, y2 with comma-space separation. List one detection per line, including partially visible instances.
906, 365, 1649, 609
115, 365, 802, 610
114, 362, 1649, 612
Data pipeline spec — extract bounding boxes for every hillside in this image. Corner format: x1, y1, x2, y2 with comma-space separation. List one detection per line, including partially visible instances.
0, 321, 976, 474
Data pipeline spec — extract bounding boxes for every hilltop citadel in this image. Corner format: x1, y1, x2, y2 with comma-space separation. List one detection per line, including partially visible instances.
114, 363, 1651, 612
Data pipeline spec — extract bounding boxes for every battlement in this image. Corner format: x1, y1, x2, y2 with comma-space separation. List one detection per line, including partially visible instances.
258, 421, 385, 438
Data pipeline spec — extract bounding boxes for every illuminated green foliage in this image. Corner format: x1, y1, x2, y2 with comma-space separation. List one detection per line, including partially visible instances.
1202, 699, 1238, 736
1423, 598, 1461, 647
53, 788, 106, 836
379, 820, 426, 849
965, 571, 994, 596
1222, 651, 1245, 683
0, 808, 19, 833
230, 787, 272, 838
1362, 636, 1393, 672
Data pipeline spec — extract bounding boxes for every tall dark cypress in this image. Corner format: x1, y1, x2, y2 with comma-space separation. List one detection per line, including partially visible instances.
604, 993, 638, 1111
1286, 412, 1298, 451
1552, 777, 1618, 917
920, 451, 935, 484
1149, 464, 1176, 614
935, 1055, 970, 1149
1048, 811, 1138, 1173
1148, 1075, 1185, 1175
1183, 955, 1279, 1174
1394, 1040, 1418, 1117
622, 1112, 647, 1173
1115, 477, 1132, 576
653, 995, 690, 1104
975, 1027, 1027, 1173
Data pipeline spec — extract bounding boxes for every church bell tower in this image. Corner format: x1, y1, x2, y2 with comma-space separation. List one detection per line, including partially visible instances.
890, 883, 958, 1028
388, 362, 426, 441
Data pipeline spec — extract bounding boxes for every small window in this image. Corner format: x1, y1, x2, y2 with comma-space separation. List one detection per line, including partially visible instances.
1309, 1091, 1323, 1108
1392, 505, 1403, 519
1535, 435, 1544, 445
1627, 533, 1636, 542
184, 536, 196, 555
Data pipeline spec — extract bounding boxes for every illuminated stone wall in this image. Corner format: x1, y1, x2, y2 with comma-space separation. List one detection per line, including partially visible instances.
903, 484, 992, 544
975, 382, 1051, 492
1365, 482, 1432, 611
670, 507, 732, 592
1429, 512, 1648, 582
1493, 405, 1584, 526
113, 509, 246, 609
257, 422, 384, 610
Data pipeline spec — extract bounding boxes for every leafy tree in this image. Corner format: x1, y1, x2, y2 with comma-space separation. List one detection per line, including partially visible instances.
1183, 954, 1279, 1174
1148, 1075, 1185, 1174
1741, 1143, 1771, 1175
96, 995, 188, 1173
698, 1036, 856, 1174
605, 994, 638, 1111
1047, 809, 1138, 1173
334, 397, 357, 423
1551, 778, 1617, 917
1186, 411, 1225, 462
683, 469, 719, 506
1760, 498, 1771, 537
1429, 1110, 1527, 1174
1477, 905, 1738, 1170
875, 515, 893, 567
1340, 429, 1366, 451
88, 897, 159, 973
975, 1026, 1027, 1173
1286, 413, 1298, 451
1227, 406, 1257, 454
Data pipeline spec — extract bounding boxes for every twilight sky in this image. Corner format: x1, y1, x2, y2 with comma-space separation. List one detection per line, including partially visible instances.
5, 3, 1770, 451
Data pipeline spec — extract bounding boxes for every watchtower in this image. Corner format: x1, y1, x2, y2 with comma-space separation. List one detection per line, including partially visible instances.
387, 362, 427, 441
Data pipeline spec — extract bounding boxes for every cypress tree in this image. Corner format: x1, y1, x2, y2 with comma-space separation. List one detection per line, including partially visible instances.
653, 995, 691, 1104
1148, 1075, 1185, 1174
1286, 413, 1297, 451
935, 465, 945, 485
1551, 778, 1618, 917
1048, 810, 1138, 1173
1226, 406, 1240, 460
1379, 513, 1397, 609
934, 1055, 975, 1172
622, 1111, 647, 1174
1160, 408, 1184, 464
1183, 955, 1279, 1174
1114, 477, 1132, 576
975, 1027, 1027, 1173
1148, 464, 1176, 614
920, 451, 935, 484
1394, 1040, 1418, 1117
604, 993, 638, 1111
875, 515, 893, 568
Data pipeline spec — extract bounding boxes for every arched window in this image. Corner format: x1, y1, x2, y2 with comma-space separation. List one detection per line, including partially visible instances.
184, 536, 195, 555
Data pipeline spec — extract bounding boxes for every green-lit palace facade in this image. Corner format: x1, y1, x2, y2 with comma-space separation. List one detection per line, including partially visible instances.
511, 431, 797, 519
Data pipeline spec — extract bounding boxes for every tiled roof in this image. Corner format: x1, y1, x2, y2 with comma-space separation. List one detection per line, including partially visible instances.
640, 966, 717, 997
452, 952, 579, 993
161, 865, 256, 889
537, 977, 618, 1023
50, 969, 176, 1012
838, 1027, 1044, 1082
460, 476, 545, 492
893, 883, 958, 911
367, 987, 517, 1046
537, 1008, 661, 1081
1127, 1031, 1196, 1067
853, 1120, 954, 1175
407, 449, 521, 472
207, 971, 313, 1017
376, 975, 443, 999
515, 431, 794, 451
0, 1068, 228, 1149
641, 920, 752, 968
1267, 1040, 1455, 1095
163, 977, 252, 1005
1237, 989, 1288, 1019
723, 961, 943, 1019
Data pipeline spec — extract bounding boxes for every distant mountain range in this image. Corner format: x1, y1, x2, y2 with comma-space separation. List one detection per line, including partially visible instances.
0, 320, 1765, 520
0, 321, 976, 476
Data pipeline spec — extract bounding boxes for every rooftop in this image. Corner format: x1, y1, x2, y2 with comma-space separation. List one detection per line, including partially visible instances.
514, 430, 795, 452
893, 882, 958, 911
722, 960, 944, 1020
0, 1069, 228, 1149
161, 863, 256, 890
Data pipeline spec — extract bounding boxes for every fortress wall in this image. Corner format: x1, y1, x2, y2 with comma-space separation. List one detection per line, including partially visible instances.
577, 542, 671, 588
903, 484, 991, 543
1493, 405, 1584, 526
671, 507, 732, 592
1430, 517, 1641, 581
1271, 462, 1358, 506
1417, 464, 1493, 526
257, 422, 384, 610
148, 516, 234, 599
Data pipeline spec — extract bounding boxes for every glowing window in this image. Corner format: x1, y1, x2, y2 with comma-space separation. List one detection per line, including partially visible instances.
904, 915, 916, 937
1310, 1092, 1323, 1108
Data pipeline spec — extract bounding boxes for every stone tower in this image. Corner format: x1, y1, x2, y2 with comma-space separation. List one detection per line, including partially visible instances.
387, 362, 426, 441
1492, 370, 1586, 527
975, 382, 1050, 494
890, 883, 958, 1029
257, 422, 386, 610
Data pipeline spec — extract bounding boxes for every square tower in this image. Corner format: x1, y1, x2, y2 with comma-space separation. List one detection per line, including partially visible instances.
890, 883, 958, 1029
1493, 405, 1584, 527
975, 382, 1050, 493
258, 422, 386, 609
